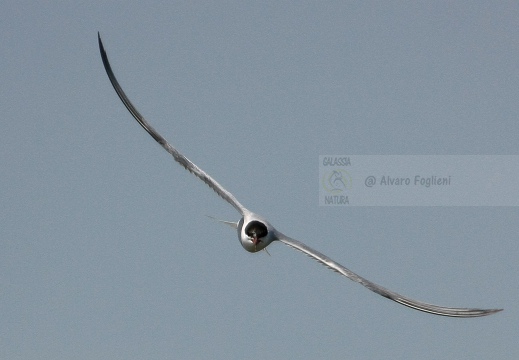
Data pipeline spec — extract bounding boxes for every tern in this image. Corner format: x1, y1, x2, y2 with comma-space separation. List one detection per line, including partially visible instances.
98, 33, 501, 317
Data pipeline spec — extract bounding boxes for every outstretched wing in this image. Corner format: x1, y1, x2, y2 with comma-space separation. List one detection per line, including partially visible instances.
277, 233, 502, 317
98, 33, 246, 216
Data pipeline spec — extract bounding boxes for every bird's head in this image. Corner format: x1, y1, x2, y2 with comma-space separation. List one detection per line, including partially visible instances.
237, 212, 277, 253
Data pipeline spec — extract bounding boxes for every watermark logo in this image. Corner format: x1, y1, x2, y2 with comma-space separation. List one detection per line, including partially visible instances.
319, 156, 352, 205
319, 155, 519, 206
322, 169, 352, 194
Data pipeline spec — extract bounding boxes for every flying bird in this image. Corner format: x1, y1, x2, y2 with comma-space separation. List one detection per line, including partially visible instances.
98, 33, 501, 317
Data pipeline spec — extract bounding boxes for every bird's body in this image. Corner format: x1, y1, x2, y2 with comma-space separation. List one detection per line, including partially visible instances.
98, 33, 501, 318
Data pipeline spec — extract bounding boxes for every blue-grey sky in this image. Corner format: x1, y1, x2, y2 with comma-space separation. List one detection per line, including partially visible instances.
1, 2, 517, 359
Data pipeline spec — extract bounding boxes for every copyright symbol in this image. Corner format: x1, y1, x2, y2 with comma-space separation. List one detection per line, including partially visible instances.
365, 176, 376, 187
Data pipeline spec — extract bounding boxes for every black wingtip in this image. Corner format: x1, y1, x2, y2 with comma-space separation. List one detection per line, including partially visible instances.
97, 33, 112, 79
476, 308, 503, 318
98, 32, 105, 54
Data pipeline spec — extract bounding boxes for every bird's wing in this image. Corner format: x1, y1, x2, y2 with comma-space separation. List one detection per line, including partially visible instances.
277, 233, 502, 317
98, 33, 246, 215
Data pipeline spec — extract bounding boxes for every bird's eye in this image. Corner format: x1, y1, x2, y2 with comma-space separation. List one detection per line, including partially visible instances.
244, 221, 268, 238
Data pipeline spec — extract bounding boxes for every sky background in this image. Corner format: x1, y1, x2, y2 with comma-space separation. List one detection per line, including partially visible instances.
1, 1, 518, 359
